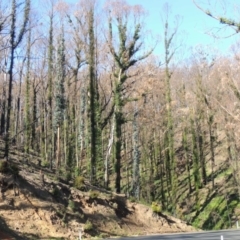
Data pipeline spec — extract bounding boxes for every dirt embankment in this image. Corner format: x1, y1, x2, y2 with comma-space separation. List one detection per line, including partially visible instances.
0, 160, 197, 239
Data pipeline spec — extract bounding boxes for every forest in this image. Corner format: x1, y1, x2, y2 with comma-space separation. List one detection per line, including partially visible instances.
1, 0, 240, 230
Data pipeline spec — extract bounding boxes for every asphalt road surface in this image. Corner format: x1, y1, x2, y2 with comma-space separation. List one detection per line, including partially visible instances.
110, 229, 240, 240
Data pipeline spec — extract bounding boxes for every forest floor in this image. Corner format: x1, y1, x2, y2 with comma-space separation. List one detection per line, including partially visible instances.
0, 149, 197, 239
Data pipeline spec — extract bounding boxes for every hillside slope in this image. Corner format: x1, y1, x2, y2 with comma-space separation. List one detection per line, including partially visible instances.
0, 156, 196, 239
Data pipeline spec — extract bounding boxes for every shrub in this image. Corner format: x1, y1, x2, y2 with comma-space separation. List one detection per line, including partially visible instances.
68, 200, 75, 211
41, 160, 50, 168
62, 170, 71, 183
0, 161, 8, 173
0, 161, 19, 175
129, 196, 136, 203
62, 212, 67, 224
74, 167, 81, 177
99, 233, 108, 238
151, 201, 161, 214
89, 190, 99, 199
84, 219, 93, 231
51, 186, 60, 198
56, 207, 65, 218
9, 163, 19, 176
74, 176, 85, 190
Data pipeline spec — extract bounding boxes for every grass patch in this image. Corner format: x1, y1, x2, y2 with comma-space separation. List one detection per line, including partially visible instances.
192, 196, 224, 228
68, 200, 75, 211
84, 219, 93, 231
192, 193, 239, 230
89, 190, 100, 199
74, 176, 85, 190
216, 168, 232, 178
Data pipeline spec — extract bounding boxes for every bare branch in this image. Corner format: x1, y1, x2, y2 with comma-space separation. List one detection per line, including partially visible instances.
192, 0, 240, 37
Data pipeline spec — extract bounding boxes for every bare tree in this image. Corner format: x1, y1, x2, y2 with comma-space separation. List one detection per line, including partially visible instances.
4, 0, 30, 159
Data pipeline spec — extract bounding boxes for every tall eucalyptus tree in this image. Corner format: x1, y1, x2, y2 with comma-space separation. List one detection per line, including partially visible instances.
54, 27, 66, 167
106, 0, 153, 193
5, 0, 30, 159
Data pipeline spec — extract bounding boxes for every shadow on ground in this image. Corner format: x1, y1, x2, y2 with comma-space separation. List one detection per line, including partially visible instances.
0, 215, 26, 239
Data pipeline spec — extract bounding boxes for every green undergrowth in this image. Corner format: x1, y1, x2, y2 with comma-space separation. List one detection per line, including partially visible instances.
217, 168, 232, 178
179, 164, 240, 230
192, 194, 239, 230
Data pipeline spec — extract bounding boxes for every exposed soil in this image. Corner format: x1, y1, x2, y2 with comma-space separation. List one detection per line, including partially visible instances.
0, 158, 197, 239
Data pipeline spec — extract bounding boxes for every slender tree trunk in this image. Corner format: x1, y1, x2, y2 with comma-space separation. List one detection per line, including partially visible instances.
131, 107, 140, 200
24, 28, 31, 155
191, 116, 200, 210
47, 13, 54, 169
57, 126, 60, 167
183, 127, 192, 194
31, 86, 37, 150
0, 73, 7, 135
79, 87, 86, 169
209, 115, 215, 189
5, 40, 15, 159
196, 124, 206, 187
105, 120, 114, 188
114, 78, 123, 193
